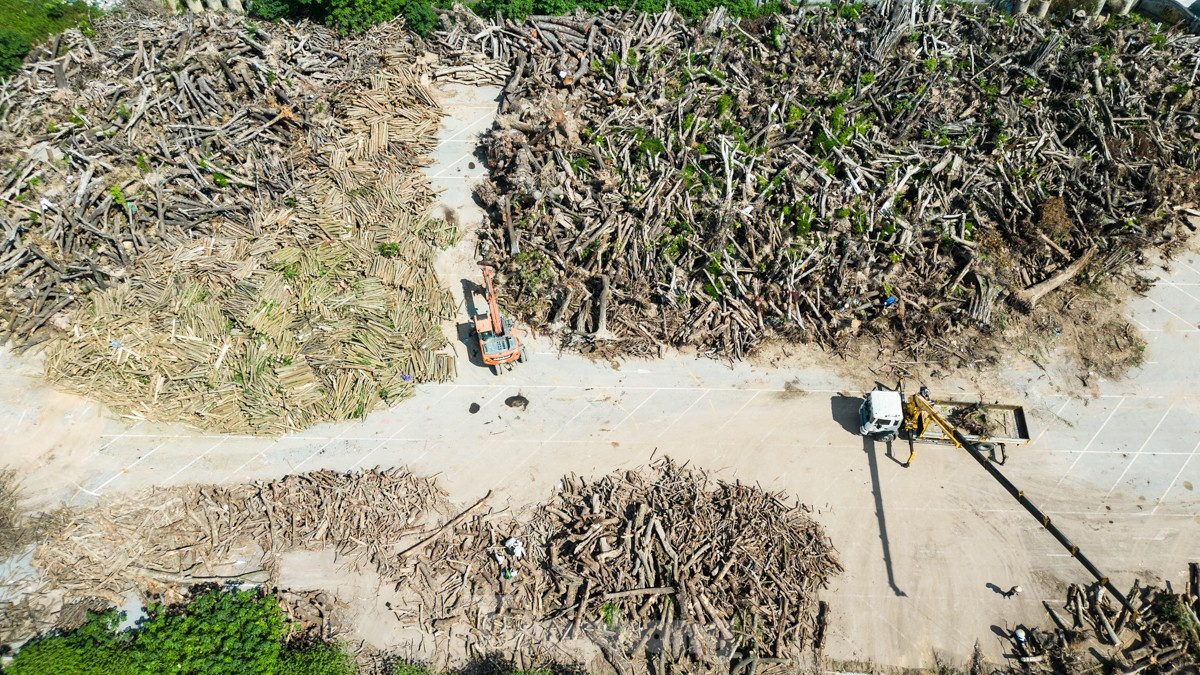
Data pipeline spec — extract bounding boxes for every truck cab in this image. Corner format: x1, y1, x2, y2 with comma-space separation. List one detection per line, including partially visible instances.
859, 389, 904, 441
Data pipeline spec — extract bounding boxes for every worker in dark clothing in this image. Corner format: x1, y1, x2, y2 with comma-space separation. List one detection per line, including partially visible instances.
1003, 585, 1023, 599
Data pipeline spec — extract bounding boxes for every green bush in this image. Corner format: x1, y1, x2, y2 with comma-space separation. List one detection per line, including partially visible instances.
403, 0, 438, 35
477, 0, 534, 20
133, 587, 286, 674
249, 0, 307, 20
0, 28, 31, 79
6, 611, 134, 675
532, 0, 574, 15
6, 587, 310, 675
278, 641, 359, 675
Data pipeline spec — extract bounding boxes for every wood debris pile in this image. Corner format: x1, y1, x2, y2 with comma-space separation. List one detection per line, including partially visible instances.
1010, 572, 1200, 673
0, 15, 459, 432
397, 459, 841, 672
14, 462, 837, 671
534, 459, 841, 670
456, 4, 1200, 359
31, 468, 448, 604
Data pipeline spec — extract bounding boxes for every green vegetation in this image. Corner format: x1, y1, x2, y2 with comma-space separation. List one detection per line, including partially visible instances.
474, 0, 779, 22
1153, 592, 1200, 654
6, 586, 355, 675
249, 0, 437, 36
0, 0, 98, 78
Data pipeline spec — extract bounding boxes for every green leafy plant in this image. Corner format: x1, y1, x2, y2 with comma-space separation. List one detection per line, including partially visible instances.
108, 184, 126, 207
135, 587, 286, 674
0, 28, 31, 78
7, 587, 338, 675
277, 640, 358, 675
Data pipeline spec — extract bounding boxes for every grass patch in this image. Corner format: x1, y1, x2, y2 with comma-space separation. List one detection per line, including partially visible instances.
0, 0, 100, 77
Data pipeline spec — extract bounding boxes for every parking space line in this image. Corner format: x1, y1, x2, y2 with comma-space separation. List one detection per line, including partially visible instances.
547, 403, 592, 441
221, 436, 286, 484
163, 438, 227, 485
1146, 297, 1197, 329
1056, 397, 1124, 487
1150, 437, 1200, 515
610, 391, 658, 431
85, 442, 167, 495
1034, 399, 1071, 444
1167, 282, 1200, 305
349, 421, 415, 471
717, 390, 761, 431
290, 426, 353, 472
1107, 401, 1175, 496
94, 420, 145, 454
432, 111, 495, 149
656, 390, 709, 439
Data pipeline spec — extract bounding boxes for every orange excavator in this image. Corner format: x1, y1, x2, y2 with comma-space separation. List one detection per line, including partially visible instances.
471, 264, 526, 375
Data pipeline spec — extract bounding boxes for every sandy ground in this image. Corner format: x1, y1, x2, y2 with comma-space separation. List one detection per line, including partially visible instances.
2, 83, 1199, 669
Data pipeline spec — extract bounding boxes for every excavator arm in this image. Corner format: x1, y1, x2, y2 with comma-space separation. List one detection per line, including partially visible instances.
480, 265, 504, 336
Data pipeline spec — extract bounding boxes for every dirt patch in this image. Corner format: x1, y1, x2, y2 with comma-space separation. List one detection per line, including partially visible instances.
1004, 280, 1147, 387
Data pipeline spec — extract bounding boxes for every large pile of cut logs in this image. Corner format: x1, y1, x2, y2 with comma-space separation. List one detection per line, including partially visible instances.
0, 16, 458, 432
456, 3, 1200, 359
535, 459, 842, 670
394, 459, 842, 672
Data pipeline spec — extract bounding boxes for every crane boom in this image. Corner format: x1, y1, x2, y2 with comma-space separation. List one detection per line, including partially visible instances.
915, 391, 1140, 619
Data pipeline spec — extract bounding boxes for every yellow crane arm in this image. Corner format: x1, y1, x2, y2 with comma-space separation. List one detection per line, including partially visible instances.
910, 394, 963, 448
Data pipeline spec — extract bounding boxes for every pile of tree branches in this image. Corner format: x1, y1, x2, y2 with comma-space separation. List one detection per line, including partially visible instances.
459, 2, 1200, 359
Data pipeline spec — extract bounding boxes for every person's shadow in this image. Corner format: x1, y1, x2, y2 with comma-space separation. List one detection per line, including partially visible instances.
986, 582, 1006, 596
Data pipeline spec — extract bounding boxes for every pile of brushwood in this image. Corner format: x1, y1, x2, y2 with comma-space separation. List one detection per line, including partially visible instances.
0, 15, 459, 432
29, 468, 448, 603
1006, 572, 1200, 673
459, 2, 1200, 359
399, 458, 843, 672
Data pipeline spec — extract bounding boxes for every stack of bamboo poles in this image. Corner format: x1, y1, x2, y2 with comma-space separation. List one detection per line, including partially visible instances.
39, 54, 458, 434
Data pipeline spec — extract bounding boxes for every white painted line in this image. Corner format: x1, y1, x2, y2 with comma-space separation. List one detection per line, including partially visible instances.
290, 425, 352, 472
656, 390, 709, 439
481, 387, 511, 410
1146, 297, 1197, 330
93, 420, 145, 454
1033, 399, 1071, 444
86, 442, 166, 494
1150, 436, 1200, 515
1056, 397, 1124, 487
220, 436, 286, 484
348, 421, 415, 471
433, 111, 495, 147
162, 438, 227, 484
546, 402, 592, 441
610, 391, 658, 432
717, 390, 761, 431
1167, 282, 1200, 306
1107, 401, 1175, 496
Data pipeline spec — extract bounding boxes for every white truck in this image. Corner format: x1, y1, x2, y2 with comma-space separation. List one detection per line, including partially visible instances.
859, 385, 1030, 451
